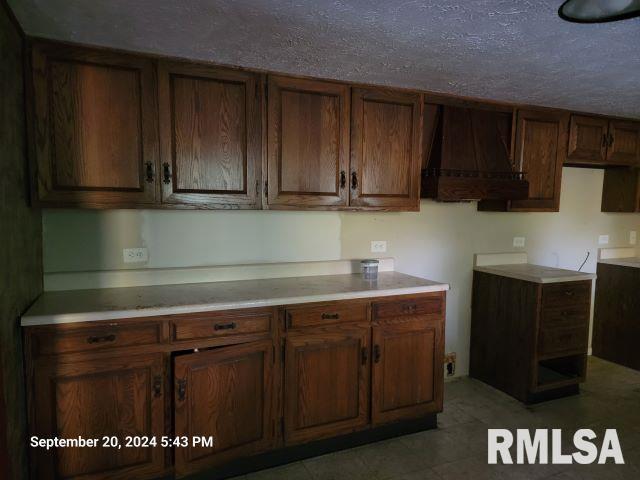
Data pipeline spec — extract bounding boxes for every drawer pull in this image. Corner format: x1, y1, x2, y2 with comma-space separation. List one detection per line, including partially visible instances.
153, 375, 162, 398
373, 344, 381, 363
321, 313, 340, 320
214, 322, 236, 331
564, 290, 574, 296
86, 334, 116, 344
402, 304, 417, 314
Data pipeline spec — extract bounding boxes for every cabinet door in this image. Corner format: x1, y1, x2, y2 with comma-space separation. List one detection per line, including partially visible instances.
608, 121, 640, 166
31, 354, 166, 480
158, 62, 261, 208
509, 109, 569, 212
267, 76, 350, 207
601, 167, 640, 213
284, 327, 370, 444
566, 115, 608, 164
31, 43, 159, 207
350, 88, 422, 209
371, 317, 444, 425
174, 340, 274, 476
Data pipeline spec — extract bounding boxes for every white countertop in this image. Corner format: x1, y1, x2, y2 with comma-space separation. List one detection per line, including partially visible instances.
598, 257, 640, 269
474, 263, 596, 284
22, 272, 449, 326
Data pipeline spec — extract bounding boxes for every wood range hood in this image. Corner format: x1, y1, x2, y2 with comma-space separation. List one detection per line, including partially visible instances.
421, 104, 529, 202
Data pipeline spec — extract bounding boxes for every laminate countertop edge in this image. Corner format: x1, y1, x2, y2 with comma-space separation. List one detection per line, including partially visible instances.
21, 272, 449, 327
473, 264, 596, 284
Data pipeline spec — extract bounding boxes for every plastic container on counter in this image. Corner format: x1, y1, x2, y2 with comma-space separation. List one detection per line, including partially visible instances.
360, 259, 379, 281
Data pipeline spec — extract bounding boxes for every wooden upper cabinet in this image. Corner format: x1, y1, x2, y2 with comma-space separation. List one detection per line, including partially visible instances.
267, 76, 350, 207
371, 317, 444, 425
566, 115, 608, 164
158, 62, 262, 208
173, 340, 274, 477
608, 120, 640, 166
31, 353, 165, 480
284, 327, 370, 445
508, 109, 569, 212
601, 167, 640, 213
350, 88, 422, 209
31, 43, 159, 207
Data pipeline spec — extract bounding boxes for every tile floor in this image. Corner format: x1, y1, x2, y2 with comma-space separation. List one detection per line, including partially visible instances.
236, 357, 640, 480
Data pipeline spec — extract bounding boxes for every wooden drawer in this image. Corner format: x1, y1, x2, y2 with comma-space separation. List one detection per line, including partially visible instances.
172, 312, 271, 342
33, 322, 162, 356
541, 305, 589, 328
538, 325, 588, 357
542, 281, 591, 309
285, 303, 368, 329
373, 295, 443, 320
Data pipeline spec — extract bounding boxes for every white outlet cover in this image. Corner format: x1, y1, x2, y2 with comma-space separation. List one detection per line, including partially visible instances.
598, 235, 610, 245
630, 231, 637, 245
123, 247, 148, 263
513, 237, 525, 248
370, 240, 387, 253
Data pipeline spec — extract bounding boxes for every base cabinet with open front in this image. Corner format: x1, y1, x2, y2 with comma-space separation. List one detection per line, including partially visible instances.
23, 289, 446, 480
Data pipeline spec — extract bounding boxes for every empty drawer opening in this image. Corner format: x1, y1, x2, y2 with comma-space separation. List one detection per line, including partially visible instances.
537, 355, 585, 388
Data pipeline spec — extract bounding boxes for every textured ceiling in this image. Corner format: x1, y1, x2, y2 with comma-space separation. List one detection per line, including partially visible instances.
8, 0, 640, 118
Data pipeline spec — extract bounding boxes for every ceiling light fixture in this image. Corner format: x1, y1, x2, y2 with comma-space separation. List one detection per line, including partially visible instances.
559, 0, 640, 23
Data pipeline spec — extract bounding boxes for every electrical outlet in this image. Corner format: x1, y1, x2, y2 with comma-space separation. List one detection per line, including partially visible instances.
370, 240, 387, 253
598, 235, 610, 245
123, 247, 148, 263
513, 237, 525, 248
630, 231, 637, 245
444, 352, 456, 377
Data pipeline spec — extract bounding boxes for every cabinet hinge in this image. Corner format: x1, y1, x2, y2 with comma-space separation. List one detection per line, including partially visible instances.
264, 81, 268, 102
281, 343, 286, 362
272, 345, 276, 365
280, 417, 285, 436
264, 180, 268, 196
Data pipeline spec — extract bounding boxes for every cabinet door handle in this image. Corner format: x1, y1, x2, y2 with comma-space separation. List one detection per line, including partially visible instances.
163, 162, 171, 184
321, 313, 340, 320
153, 375, 162, 398
361, 346, 368, 365
602, 133, 608, 148
402, 304, 417, 314
564, 290, 574, 296
373, 344, 381, 363
608, 133, 614, 147
145, 162, 155, 183
340, 170, 346, 189
351, 171, 358, 190
214, 322, 236, 331
177, 379, 187, 401
86, 334, 116, 344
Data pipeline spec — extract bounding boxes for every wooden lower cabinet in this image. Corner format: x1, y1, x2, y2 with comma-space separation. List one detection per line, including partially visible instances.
30, 353, 166, 480
25, 294, 446, 479
371, 317, 444, 425
284, 326, 370, 444
173, 340, 275, 477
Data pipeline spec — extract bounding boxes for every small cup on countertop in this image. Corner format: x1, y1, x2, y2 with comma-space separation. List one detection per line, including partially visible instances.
361, 259, 379, 281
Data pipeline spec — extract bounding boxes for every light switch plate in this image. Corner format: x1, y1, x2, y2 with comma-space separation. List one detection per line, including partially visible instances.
370, 241, 387, 253
123, 247, 148, 263
513, 237, 525, 248
598, 235, 609, 245
630, 231, 637, 245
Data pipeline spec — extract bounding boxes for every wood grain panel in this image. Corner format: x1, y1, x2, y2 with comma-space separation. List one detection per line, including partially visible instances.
31, 42, 159, 207
174, 340, 274, 476
601, 167, 640, 212
284, 302, 368, 329
350, 88, 422, 209
284, 326, 369, 444
508, 109, 569, 212
158, 62, 261, 208
31, 354, 165, 480
608, 120, 640, 166
371, 317, 443, 425
593, 262, 640, 371
566, 115, 608, 165
267, 76, 349, 207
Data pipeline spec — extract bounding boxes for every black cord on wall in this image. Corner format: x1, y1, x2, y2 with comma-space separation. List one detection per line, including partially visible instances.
578, 251, 590, 272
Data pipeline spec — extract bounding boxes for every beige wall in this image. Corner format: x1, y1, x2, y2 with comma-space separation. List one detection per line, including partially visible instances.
42, 167, 640, 376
